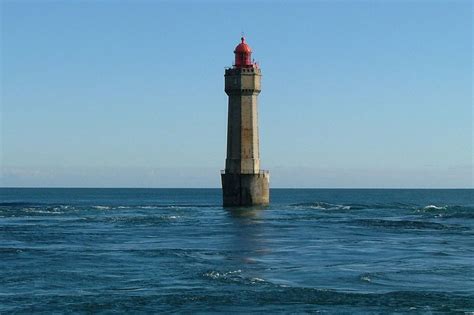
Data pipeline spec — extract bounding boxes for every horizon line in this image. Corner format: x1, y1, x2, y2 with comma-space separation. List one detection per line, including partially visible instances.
1, 187, 472, 190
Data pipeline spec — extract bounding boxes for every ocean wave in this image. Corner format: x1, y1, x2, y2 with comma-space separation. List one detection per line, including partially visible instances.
204, 269, 242, 280
23, 208, 64, 215
100, 204, 218, 210
423, 205, 448, 210
360, 275, 372, 283
158, 286, 473, 312
0, 204, 79, 216
5, 287, 472, 313
105, 214, 181, 225
0, 202, 40, 207
0, 202, 216, 210
351, 219, 468, 231
290, 201, 420, 211
134, 205, 190, 210
291, 202, 352, 210
0, 247, 24, 254
91, 206, 111, 210
290, 201, 474, 218
416, 204, 474, 219
0, 202, 77, 208
203, 269, 268, 285
255, 287, 474, 311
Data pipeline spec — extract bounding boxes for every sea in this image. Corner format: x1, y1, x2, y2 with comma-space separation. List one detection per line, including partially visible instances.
0, 188, 473, 314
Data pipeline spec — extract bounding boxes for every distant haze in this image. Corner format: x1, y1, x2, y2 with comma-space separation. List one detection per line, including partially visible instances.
1, 1, 472, 188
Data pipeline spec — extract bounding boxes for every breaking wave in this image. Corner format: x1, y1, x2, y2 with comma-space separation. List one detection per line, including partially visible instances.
423, 205, 447, 210
203, 269, 268, 286
416, 204, 474, 219
290, 202, 352, 210
290, 202, 417, 211
351, 218, 469, 231
290, 201, 474, 218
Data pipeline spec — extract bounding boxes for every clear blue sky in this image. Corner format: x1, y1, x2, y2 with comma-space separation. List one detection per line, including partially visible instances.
1, 0, 472, 188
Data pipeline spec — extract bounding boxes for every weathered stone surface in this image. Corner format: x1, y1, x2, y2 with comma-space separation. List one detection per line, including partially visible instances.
224, 68, 262, 174
221, 172, 270, 206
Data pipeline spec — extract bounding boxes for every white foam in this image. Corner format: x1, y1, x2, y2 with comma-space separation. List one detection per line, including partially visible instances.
92, 206, 110, 210
251, 277, 265, 283
423, 205, 447, 210
204, 269, 241, 279
24, 209, 63, 214
310, 203, 348, 210
361, 276, 372, 282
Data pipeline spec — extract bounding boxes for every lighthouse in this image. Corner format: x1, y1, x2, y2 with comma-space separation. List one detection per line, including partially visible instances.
221, 37, 270, 206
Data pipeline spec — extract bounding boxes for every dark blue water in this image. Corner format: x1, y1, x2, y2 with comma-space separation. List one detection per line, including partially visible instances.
1, 188, 473, 313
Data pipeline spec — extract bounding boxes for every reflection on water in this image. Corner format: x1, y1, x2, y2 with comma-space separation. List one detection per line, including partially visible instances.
224, 206, 265, 219
224, 207, 270, 267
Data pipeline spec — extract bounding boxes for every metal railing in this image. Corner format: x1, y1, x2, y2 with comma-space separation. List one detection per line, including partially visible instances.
221, 170, 269, 175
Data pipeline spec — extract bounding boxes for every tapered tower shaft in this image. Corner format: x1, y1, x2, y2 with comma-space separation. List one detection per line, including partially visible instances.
225, 67, 261, 174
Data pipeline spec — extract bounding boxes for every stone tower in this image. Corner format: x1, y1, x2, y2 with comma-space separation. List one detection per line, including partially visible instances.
221, 37, 270, 206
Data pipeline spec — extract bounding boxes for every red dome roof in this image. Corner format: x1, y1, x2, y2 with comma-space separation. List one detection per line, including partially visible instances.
234, 37, 252, 53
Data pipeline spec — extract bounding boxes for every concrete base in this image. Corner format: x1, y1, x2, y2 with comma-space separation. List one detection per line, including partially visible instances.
221, 172, 270, 207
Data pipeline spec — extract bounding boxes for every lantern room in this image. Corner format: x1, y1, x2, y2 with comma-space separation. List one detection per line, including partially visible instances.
234, 37, 254, 68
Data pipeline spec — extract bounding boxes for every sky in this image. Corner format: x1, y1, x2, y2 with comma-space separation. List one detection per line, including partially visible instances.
1, 0, 472, 188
